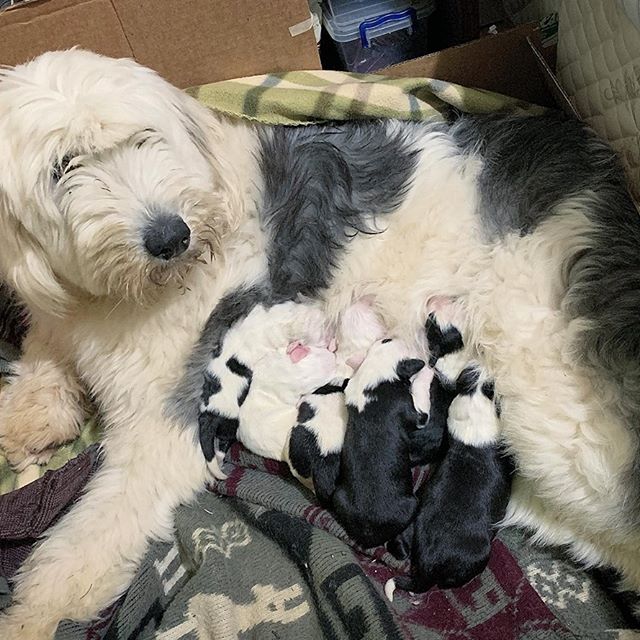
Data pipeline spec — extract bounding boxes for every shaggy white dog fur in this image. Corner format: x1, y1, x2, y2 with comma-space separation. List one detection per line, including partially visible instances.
0, 50, 639, 638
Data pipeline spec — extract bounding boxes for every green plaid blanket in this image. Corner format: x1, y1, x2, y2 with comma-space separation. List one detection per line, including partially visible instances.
187, 70, 545, 125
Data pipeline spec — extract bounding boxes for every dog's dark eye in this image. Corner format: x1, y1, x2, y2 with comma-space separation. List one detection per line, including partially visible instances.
52, 154, 75, 183
135, 128, 157, 149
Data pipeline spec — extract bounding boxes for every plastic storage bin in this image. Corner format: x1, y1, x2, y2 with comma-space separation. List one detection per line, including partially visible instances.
322, 0, 436, 73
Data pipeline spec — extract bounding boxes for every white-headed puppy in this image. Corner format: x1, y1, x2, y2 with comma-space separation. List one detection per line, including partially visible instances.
330, 338, 425, 547
198, 300, 333, 476
236, 343, 338, 464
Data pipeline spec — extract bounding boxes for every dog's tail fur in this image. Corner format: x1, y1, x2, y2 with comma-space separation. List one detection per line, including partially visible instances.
454, 112, 640, 521
562, 151, 640, 520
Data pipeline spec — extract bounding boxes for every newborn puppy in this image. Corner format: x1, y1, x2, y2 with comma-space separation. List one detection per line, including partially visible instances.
410, 299, 467, 466
198, 301, 331, 476
389, 365, 513, 595
331, 338, 425, 548
287, 380, 348, 505
236, 343, 339, 462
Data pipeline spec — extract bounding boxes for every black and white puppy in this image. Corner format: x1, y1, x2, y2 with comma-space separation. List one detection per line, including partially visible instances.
331, 338, 425, 548
388, 365, 513, 596
409, 305, 466, 466
199, 301, 332, 477
287, 380, 348, 505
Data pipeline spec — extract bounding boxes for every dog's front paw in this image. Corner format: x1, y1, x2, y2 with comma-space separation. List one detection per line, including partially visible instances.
0, 371, 85, 471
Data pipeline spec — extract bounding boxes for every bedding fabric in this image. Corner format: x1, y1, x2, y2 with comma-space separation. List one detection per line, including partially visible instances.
1, 445, 632, 640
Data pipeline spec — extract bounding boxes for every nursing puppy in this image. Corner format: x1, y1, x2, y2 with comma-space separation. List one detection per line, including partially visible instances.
389, 366, 513, 595
331, 338, 425, 547
287, 380, 348, 504
235, 343, 338, 464
199, 300, 332, 475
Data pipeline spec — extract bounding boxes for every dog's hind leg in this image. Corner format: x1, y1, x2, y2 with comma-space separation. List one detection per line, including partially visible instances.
0, 321, 87, 470
0, 411, 208, 640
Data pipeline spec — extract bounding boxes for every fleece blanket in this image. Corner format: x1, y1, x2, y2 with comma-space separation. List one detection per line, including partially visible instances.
0, 444, 632, 639
1, 71, 638, 638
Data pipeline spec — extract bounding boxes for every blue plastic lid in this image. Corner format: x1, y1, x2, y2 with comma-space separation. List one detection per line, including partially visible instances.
323, 0, 435, 43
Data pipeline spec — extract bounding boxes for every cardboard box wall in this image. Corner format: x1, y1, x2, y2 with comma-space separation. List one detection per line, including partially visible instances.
0, 0, 321, 88
0, 0, 560, 109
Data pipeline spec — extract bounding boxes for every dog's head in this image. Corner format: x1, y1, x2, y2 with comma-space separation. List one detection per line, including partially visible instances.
0, 49, 235, 315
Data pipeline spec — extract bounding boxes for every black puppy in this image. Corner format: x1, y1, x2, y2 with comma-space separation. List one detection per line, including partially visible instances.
330, 338, 425, 548
391, 365, 514, 593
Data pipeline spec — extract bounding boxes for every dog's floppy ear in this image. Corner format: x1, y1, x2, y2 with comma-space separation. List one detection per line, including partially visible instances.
396, 358, 425, 380
0, 204, 71, 318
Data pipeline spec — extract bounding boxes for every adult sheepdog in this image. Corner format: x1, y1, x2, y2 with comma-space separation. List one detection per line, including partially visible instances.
0, 49, 639, 638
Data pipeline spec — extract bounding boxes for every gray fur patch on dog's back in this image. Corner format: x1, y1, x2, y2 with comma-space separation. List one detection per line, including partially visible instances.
451, 112, 624, 238
258, 120, 422, 297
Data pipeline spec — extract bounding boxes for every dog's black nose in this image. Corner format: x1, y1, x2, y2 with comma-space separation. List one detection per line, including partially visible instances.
144, 216, 191, 260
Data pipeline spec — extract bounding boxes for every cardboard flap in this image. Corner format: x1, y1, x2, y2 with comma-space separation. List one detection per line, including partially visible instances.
527, 35, 579, 119
380, 23, 557, 108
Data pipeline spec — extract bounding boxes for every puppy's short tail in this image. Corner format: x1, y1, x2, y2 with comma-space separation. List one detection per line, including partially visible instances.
384, 578, 397, 602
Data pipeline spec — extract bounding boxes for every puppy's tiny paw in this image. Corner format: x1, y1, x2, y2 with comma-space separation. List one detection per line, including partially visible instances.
206, 452, 229, 480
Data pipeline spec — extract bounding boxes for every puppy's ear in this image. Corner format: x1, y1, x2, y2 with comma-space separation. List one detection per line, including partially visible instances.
396, 358, 425, 380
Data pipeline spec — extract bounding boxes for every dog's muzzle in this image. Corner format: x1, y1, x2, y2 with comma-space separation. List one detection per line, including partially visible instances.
144, 214, 191, 260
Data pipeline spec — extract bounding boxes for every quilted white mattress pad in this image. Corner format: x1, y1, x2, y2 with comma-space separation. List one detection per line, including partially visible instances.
504, 0, 640, 201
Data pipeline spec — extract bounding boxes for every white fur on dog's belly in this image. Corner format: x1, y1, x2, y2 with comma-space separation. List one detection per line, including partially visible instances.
322, 128, 488, 354
468, 209, 637, 543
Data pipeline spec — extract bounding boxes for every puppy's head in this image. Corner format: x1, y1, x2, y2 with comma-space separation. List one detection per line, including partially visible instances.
0, 49, 235, 315
353, 338, 424, 385
345, 337, 425, 410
